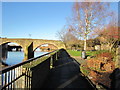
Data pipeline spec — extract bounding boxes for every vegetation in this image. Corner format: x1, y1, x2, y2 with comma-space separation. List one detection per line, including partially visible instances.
67, 50, 82, 56
56, 1, 119, 89
98, 25, 118, 51
80, 66, 90, 76
56, 2, 118, 53
23, 56, 50, 68
86, 50, 112, 57
67, 49, 111, 57
67, 2, 113, 51
23, 50, 58, 68
56, 27, 80, 49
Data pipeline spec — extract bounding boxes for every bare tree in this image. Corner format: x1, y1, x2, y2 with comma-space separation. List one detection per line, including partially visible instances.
92, 13, 118, 51
56, 26, 78, 49
98, 24, 118, 51
69, 2, 113, 51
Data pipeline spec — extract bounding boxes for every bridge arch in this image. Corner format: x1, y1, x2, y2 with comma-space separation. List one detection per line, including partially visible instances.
1, 41, 25, 52
33, 43, 58, 52
1, 38, 66, 60
0, 42, 25, 64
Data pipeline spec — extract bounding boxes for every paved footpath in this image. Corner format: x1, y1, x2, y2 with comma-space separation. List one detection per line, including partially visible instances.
43, 50, 95, 89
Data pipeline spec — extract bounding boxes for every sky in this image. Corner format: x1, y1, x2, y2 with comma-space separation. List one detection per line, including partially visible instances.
1, 2, 118, 40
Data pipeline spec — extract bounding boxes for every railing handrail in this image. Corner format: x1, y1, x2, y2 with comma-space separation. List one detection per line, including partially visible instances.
1, 50, 58, 73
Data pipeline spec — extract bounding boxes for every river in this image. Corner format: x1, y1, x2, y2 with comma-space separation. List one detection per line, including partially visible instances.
2, 51, 48, 66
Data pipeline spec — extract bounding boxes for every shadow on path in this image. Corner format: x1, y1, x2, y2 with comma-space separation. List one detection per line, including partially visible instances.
43, 49, 95, 89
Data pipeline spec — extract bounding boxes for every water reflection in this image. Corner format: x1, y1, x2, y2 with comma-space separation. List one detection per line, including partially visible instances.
2, 51, 48, 66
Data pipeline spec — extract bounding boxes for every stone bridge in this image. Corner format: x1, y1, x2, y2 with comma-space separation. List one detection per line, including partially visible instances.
0, 38, 65, 60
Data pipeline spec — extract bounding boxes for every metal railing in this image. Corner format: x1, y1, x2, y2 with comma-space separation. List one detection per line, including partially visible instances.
0, 49, 60, 89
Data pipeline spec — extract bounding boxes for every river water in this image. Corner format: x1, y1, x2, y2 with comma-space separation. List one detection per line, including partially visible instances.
3, 51, 48, 66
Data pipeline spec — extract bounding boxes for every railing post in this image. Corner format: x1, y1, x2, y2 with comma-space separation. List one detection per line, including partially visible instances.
53, 53, 58, 68
50, 55, 53, 69
56, 52, 58, 61
24, 67, 31, 89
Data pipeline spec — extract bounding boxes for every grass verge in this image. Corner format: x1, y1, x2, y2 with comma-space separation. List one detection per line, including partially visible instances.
67, 50, 110, 57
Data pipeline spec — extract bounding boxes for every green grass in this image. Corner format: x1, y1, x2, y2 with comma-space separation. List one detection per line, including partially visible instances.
67, 50, 109, 57
86, 50, 110, 57
80, 66, 90, 76
67, 50, 82, 56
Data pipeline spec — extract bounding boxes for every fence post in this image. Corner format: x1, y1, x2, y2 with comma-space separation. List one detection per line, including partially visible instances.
56, 52, 58, 61
50, 56, 53, 69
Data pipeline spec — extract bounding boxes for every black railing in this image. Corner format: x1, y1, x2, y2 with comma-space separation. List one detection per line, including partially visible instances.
0, 49, 60, 89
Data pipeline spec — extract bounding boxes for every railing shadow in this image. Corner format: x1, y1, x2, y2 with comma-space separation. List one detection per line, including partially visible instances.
42, 49, 96, 89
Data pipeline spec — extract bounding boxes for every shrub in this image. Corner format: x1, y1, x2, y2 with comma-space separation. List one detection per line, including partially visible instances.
87, 51, 115, 72
80, 65, 91, 76
96, 52, 113, 61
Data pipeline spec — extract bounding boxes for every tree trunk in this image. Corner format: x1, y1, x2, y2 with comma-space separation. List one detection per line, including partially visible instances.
64, 43, 67, 49
109, 43, 114, 52
109, 41, 117, 52
84, 37, 87, 51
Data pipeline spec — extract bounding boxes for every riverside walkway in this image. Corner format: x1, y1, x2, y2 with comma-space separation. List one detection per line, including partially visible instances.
43, 49, 95, 89
1, 49, 95, 89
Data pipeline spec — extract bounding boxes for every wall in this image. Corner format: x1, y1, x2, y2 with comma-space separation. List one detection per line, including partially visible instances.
31, 58, 50, 88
